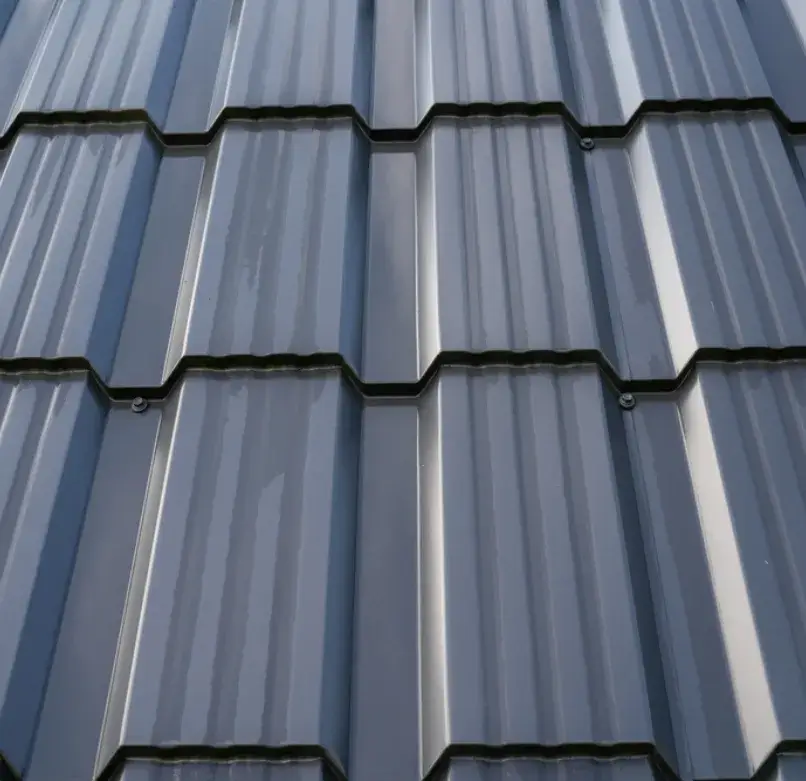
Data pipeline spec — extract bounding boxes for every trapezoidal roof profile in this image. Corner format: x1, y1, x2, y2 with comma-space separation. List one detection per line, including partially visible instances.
1, 2, 806, 781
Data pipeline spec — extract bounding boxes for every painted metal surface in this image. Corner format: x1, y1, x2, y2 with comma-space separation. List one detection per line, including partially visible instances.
0, 0, 373, 134
2, 0, 806, 132
2, 115, 806, 386
113, 761, 332, 781
442, 759, 659, 781
1, 1, 806, 780
0, 367, 802, 781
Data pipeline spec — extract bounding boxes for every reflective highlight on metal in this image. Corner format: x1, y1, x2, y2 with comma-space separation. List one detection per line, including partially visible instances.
0, 366, 802, 781
0, 2, 805, 781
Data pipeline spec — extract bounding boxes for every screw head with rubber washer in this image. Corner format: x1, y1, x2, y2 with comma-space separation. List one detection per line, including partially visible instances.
131, 397, 148, 413
579, 137, 595, 151
618, 393, 636, 410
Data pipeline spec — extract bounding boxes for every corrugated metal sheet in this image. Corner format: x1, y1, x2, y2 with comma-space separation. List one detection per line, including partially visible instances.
0, 375, 105, 777
3, 0, 806, 132
442, 759, 659, 781
0, 367, 803, 781
0, 0, 373, 134
2, 1, 806, 781
113, 761, 332, 781
0, 122, 368, 386
3, 114, 806, 386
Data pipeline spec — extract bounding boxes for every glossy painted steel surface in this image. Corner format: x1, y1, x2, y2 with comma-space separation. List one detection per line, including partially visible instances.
0, 367, 802, 781
113, 761, 332, 781
2, 0, 806, 132
2, 116, 806, 387
1, 1, 806, 780
442, 759, 660, 781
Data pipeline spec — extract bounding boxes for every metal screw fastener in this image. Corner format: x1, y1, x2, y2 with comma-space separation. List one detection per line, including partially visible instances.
131, 396, 148, 414
618, 393, 636, 411
579, 137, 595, 151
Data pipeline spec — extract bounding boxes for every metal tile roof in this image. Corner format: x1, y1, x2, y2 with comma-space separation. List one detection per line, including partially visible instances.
0, 0, 373, 134
2, 0, 806, 133
0, 366, 804, 781
2, 1, 806, 781
442, 759, 660, 781
3, 114, 806, 388
113, 761, 332, 781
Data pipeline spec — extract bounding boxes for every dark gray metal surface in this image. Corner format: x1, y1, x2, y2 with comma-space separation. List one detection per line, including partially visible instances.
0, 122, 369, 386
22, 371, 359, 781
416, 368, 672, 771
4, 0, 806, 131
2, 2, 806, 780
0, 367, 802, 781
774, 757, 806, 781
409, 0, 768, 128
442, 759, 659, 781
113, 761, 331, 781
0, 374, 105, 777
0, 0, 373, 134
626, 364, 806, 778
96, 374, 359, 774
740, 0, 806, 124
3, 115, 806, 386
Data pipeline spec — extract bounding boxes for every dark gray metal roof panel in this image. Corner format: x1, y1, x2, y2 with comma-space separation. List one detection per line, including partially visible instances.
740, 0, 806, 125
626, 363, 806, 779
4, 0, 806, 131
99, 374, 360, 773
1, 1, 805, 780
3, 115, 806, 385
416, 368, 672, 771
23, 370, 358, 781
0, 127, 162, 379
774, 757, 806, 781
5, 365, 805, 781
350, 400, 420, 781
114, 760, 332, 781
25, 392, 162, 781
587, 113, 806, 378
0, 121, 369, 386
441, 759, 659, 781
411, 0, 770, 129
0, 374, 105, 777
0, 0, 373, 134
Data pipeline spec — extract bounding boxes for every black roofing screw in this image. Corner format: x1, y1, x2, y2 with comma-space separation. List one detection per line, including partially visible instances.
131, 396, 148, 414
579, 137, 595, 151
618, 393, 636, 411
